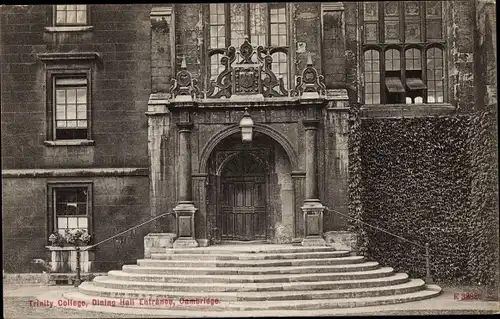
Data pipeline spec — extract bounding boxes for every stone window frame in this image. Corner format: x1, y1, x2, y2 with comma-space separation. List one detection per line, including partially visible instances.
204, 3, 294, 90
53, 77, 89, 140
47, 182, 94, 244
38, 52, 98, 146
44, 5, 93, 32
360, 1, 448, 105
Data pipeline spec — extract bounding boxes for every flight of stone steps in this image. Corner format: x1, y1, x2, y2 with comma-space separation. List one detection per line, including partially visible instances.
64, 245, 442, 312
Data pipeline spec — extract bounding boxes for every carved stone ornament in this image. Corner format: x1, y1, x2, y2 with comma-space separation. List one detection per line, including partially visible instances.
293, 53, 326, 98
169, 56, 201, 100
206, 36, 289, 99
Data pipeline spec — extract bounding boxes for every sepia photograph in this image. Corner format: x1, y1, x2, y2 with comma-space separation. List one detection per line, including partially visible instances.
1, 2, 499, 318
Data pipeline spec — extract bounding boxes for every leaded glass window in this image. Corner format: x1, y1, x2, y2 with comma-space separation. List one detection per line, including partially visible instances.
207, 3, 290, 88
362, 1, 446, 104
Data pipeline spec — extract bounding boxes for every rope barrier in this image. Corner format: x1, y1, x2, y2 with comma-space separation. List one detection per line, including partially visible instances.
82, 212, 171, 251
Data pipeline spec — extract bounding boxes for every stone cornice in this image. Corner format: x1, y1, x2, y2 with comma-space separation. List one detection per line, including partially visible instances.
2, 167, 149, 178
360, 103, 457, 119
37, 52, 100, 62
150, 5, 172, 17
322, 2, 344, 12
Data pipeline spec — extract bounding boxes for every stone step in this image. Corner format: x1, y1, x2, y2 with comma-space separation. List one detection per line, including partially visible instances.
108, 269, 404, 284
90, 273, 411, 293
122, 261, 381, 275
164, 246, 338, 255
70, 284, 442, 310
151, 250, 351, 260
138, 256, 365, 268
80, 278, 423, 300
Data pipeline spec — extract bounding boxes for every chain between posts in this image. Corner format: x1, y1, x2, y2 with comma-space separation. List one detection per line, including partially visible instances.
73, 212, 172, 286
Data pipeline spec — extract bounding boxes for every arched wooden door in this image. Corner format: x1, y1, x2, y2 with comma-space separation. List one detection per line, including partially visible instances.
218, 152, 267, 241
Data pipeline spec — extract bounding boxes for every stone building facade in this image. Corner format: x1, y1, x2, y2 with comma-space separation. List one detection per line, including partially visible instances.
1, 1, 498, 291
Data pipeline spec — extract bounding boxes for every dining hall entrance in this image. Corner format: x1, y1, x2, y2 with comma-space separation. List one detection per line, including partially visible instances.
205, 131, 295, 244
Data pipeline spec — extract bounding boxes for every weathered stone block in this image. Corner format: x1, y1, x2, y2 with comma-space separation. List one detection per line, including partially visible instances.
324, 231, 357, 252
143, 233, 176, 258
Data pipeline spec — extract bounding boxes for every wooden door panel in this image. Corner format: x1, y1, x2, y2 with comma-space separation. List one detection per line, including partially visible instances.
220, 180, 266, 240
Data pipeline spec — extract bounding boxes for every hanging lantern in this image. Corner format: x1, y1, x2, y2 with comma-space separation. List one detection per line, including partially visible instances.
239, 108, 254, 143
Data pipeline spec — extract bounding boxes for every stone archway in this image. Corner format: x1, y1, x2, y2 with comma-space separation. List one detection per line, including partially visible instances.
203, 131, 294, 244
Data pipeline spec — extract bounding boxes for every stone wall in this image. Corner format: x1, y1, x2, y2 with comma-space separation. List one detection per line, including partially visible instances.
1, 4, 151, 169
2, 174, 151, 273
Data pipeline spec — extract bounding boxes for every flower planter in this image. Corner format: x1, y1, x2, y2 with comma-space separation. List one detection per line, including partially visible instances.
45, 246, 94, 273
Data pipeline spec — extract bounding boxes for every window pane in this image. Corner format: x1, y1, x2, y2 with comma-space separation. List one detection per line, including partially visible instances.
77, 10, 86, 24
78, 217, 88, 228
385, 21, 400, 43
405, 22, 421, 42
364, 2, 378, 21
68, 217, 78, 228
56, 89, 66, 103
57, 217, 68, 229
250, 3, 267, 47
426, 47, 444, 103
77, 104, 87, 119
66, 89, 76, 103
76, 88, 86, 103
405, 48, 421, 70
364, 49, 381, 104
384, 2, 399, 16
56, 11, 65, 24
364, 23, 378, 43
271, 52, 288, 89
385, 49, 400, 71
67, 10, 76, 24
209, 3, 226, 48
230, 4, 246, 47
404, 1, 420, 16
426, 1, 442, 18
66, 104, 77, 119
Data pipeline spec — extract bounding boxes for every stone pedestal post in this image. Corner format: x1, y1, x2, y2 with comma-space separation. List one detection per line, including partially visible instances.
302, 118, 326, 246
173, 120, 199, 248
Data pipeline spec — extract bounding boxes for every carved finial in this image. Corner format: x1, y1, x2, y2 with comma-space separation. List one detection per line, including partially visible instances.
306, 52, 313, 66
180, 56, 187, 69
243, 107, 250, 116
244, 35, 249, 41
293, 52, 326, 98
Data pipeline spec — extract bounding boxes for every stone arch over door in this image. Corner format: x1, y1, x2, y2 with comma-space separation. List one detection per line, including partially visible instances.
202, 129, 295, 244
199, 124, 299, 174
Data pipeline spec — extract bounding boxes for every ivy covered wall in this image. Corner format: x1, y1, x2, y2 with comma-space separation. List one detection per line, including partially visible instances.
348, 110, 498, 288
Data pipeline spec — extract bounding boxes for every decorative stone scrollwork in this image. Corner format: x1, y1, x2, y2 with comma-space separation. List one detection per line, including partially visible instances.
169, 56, 201, 100
293, 53, 326, 98
207, 36, 289, 99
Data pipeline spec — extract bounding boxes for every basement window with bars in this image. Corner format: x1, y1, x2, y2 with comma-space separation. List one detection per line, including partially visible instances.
207, 3, 291, 89
54, 77, 89, 140
362, 1, 446, 105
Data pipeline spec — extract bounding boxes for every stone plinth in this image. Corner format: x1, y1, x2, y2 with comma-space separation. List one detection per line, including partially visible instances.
173, 202, 199, 248
45, 246, 94, 273
301, 200, 326, 246
324, 231, 357, 252
143, 233, 176, 258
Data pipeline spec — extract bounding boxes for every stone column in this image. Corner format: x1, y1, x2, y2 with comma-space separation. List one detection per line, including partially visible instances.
172, 119, 199, 248
301, 118, 326, 246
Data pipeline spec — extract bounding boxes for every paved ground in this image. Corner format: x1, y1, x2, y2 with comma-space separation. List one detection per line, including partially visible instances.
3, 283, 499, 318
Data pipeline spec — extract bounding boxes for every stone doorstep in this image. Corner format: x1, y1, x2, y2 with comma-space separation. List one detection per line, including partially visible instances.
62, 286, 442, 311
80, 279, 425, 300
